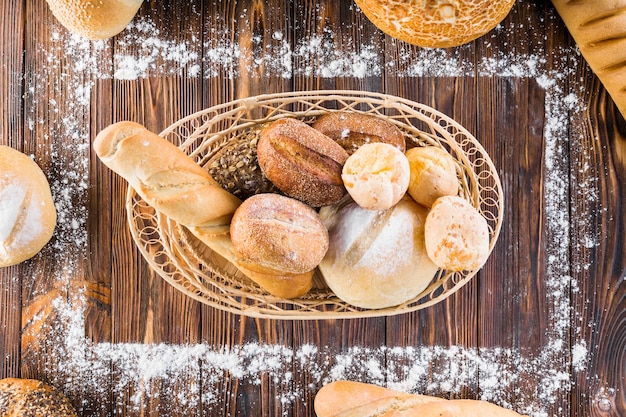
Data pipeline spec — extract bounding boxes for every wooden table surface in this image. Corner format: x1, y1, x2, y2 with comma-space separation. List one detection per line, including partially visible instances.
1, 1, 625, 416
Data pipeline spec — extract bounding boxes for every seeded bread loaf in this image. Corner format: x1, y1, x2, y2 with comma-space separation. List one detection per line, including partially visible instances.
0, 378, 77, 416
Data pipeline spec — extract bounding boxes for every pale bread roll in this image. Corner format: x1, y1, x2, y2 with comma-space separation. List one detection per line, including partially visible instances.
0, 378, 77, 416
551, 0, 626, 118
45, 0, 143, 40
342, 142, 410, 210
406, 146, 459, 208
314, 380, 528, 417
319, 195, 438, 309
354, 0, 516, 48
0, 146, 56, 267
424, 195, 490, 271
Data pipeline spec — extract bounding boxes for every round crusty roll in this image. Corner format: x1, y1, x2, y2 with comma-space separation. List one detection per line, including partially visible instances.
406, 146, 459, 208
342, 142, 410, 210
230, 193, 329, 276
312, 111, 406, 155
319, 195, 438, 309
0, 378, 77, 416
424, 195, 490, 271
0, 146, 57, 267
45, 0, 143, 40
257, 118, 349, 207
354, 0, 516, 48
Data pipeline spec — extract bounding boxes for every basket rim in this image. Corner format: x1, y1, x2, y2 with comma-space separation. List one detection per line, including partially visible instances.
126, 89, 504, 320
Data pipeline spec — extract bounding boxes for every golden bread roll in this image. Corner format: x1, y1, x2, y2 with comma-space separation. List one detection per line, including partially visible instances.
319, 195, 438, 309
230, 193, 329, 276
424, 195, 490, 271
312, 112, 406, 154
551, 0, 626, 118
94, 121, 313, 299
0, 146, 56, 267
257, 118, 349, 207
0, 378, 77, 416
314, 380, 527, 417
354, 0, 516, 48
45, 0, 143, 40
406, 146, 459, 208
342, 142, 410, 210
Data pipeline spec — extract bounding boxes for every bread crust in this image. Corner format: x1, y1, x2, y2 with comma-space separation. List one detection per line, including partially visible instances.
354, 0, 516, 48
257, 118, 349, 207
45, 0, 143, 40
0, 146, 56, 267
0, 378, 77, 416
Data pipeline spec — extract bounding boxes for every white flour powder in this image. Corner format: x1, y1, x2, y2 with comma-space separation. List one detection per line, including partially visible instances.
22, 5, 603, 417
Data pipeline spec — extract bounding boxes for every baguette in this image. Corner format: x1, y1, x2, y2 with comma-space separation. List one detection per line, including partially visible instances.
551, 0, 626, 118
94, 121, 313, 299
315, 381, 527, 417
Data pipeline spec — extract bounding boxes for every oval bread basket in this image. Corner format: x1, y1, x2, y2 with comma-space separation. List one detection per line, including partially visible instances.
126, 90, 504, 319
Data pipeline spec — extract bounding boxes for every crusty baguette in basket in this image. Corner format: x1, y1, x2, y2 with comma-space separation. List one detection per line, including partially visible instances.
551, 0, 626, 118
93, 121, 314, 299
314, 381, 528, 417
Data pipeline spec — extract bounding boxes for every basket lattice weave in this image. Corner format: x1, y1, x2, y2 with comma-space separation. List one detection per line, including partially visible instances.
126, 90, 504, 319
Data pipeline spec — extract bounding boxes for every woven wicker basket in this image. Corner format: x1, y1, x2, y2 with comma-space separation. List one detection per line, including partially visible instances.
126, 90, 503, 319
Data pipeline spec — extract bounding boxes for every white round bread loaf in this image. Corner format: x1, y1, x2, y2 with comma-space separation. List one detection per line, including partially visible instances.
45, 0, 143, 40
354, 0, 516, 48
319, 196, 438, 309
0, 146, 56, 267
424, 195, 490, 271
0, 378, 77, 416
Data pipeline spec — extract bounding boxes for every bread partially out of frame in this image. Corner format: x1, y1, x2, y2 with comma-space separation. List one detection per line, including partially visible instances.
0, 378, 77, 416
551, 0, 626, 118
45, 0, 144, 40
353, 0, 516, 48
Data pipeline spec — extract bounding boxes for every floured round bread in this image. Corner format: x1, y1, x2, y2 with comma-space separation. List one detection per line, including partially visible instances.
354, 0, 516, 48
0, 378, 77, 416
424, 195, 490, 271
0, 146, 56, 267
319, 196, 438, 309
45, 0, 144, 40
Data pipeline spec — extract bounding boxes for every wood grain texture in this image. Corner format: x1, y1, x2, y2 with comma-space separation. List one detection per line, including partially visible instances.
0, 0, 624, 416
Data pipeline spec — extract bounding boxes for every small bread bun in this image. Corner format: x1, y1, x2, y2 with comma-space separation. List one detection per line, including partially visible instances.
406, 146, 459, 208
312, 112, 406, 155
319, 196, 438, 309
45, 0, 144, 40
230, 193, 329, 276
342, 143, 410, 210
424, 195, 490, 271
0, 146, 56, 267
0, 378, 77, 416
354, 0, 516, 48
257, 118, 349, 207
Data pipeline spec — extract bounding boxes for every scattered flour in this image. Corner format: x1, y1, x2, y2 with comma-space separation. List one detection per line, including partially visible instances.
22, 4, 604, 416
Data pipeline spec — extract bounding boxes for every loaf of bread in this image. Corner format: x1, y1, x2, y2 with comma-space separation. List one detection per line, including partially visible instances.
0, 146, 57, 267
45, 0, 143, 40
342, 142, 410, 210
406, 146, 459, 208
314, 380, 527, 417
312, 111, 406, 154
551, 0, 626, 118
94, 121, 313, 298
230, 193, 329, 276
318, 195, 438, 309
0, 378, 77, 416
354, 0, 516, 48
257, 118, 349, 207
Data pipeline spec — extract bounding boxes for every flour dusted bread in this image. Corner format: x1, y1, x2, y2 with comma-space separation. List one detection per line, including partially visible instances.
315, 380, 527, 417
354, 0, 516, 48
319, 195, 438, 309
46, 0, 143, 40
0, 146, 56, 267
0, 378, 77, 416
551, 0, 626, 118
